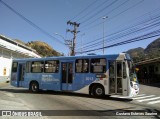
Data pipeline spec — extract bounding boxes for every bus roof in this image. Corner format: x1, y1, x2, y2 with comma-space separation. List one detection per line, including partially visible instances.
12, 53, 131, 62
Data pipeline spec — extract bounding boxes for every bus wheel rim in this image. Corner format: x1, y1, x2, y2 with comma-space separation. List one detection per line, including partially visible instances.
32, 84, 37, 91
96, 88, 103, 95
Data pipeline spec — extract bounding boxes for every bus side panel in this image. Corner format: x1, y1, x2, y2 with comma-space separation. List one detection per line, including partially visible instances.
24, 73, 61, 91
10, 72, 18, 87
73, 73, 97, 91
11, 63, 22, 87
41, 73, 61, 91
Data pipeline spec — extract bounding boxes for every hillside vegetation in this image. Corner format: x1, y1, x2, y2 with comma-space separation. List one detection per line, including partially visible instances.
14, 39, 62, 57
26, 41, 62, 57
127, 38, 160, 63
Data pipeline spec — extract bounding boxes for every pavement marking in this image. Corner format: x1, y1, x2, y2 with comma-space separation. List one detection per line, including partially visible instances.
136, 94, 146, 97
5, 92, 15, 97
137, 97, 160, 102
132, 95, 155, 100
147, 100, 160, 104
111, 96, 132, 99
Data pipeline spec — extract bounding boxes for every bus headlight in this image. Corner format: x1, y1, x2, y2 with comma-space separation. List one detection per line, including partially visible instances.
133, 78, 137, 82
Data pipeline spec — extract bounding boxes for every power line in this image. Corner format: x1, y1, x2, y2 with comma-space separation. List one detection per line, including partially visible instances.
76, 14, 160, 52
76, 12, 160, 50
81, 0, 130, 26
80, 0, 118, 24
81, 20, 160, 51
76, 0, 109, 22
78, 16, 160, 51
70, 0, 98, 21
0, 0, 66, 46
77, 7, 160, 49
80, 0, 144, 31
79, 22, 160, 52
77, 29, 160, 54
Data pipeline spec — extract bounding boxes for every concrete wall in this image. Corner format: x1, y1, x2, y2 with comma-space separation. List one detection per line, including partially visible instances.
0, 57, 12, 82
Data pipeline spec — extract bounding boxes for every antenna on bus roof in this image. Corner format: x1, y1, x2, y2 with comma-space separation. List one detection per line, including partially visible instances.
87, 53, 96, 55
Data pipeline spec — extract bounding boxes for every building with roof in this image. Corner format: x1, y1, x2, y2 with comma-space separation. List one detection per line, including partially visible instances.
136, 57, 160, 84
0, 35, 41, 82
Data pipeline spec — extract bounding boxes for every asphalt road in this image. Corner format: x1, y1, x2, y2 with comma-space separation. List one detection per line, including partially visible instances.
0, 83, 160, 119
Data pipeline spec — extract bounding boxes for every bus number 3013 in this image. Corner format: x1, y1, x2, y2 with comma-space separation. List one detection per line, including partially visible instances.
86, 77, 94, 81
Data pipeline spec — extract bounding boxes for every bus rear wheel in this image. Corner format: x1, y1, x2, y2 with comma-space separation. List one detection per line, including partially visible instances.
30, 82, 39, 93
93, 85, 105, 97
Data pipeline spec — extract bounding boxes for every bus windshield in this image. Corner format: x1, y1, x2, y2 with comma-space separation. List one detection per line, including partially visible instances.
127, 61, 137, 82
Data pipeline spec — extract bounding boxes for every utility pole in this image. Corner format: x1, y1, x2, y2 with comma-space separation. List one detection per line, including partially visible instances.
67, 21, 80, 56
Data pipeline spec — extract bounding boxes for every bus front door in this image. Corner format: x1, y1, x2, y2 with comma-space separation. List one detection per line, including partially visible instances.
61, 62, 73, 91
17, 63, 25, 87
109, 61, 123, 95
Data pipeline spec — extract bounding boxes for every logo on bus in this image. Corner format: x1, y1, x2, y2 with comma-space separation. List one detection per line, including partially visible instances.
42, 75, 59, 82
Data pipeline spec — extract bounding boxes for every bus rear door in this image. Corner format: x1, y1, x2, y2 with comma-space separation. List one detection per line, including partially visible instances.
61, 62, 73, 91
17, 63, 25, 87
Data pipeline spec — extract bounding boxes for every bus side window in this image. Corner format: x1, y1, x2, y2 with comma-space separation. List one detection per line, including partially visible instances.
75, 59, 89, 73
31, 61, 44, 73
123, 62, 127, 78
109, 61, 115, 78
45, 60, 59, 73
12, 62, 18, 72
91, 58, 106, 73
117, 62, 122, 77
26, 62, 31, 73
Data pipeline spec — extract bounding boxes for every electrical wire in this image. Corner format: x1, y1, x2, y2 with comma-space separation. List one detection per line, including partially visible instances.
77, 19, 160, 51
76, 0, 109, 22
81, 0, 129, 26
80, 0, 144, 31
0, 0, 66, 46
75, 14, 160, 53
76, 9, 160, 50
77, 29, 160, 54
80, 0, 118, 24
70, 0, 98, 21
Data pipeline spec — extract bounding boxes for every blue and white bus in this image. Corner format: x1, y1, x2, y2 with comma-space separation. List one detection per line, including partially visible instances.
10, 53, 139, 97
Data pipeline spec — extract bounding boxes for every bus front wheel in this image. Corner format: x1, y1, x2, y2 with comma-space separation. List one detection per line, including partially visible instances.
93, 85, 105, 97
30, 82, 39, 93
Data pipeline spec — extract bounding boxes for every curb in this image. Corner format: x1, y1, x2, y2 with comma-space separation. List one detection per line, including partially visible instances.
0, 82, 9, 87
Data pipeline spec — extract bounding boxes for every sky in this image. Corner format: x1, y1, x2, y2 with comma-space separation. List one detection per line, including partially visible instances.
0, 0, 160, 56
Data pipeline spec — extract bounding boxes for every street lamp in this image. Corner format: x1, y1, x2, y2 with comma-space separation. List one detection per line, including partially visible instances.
53, 32, 72, 55
54, 32, 66, 41
102, 16, 108, 54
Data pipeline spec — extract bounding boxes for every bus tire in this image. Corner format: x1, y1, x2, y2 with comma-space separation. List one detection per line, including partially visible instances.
93, 85, 105, 97
30, 82, 39, 93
